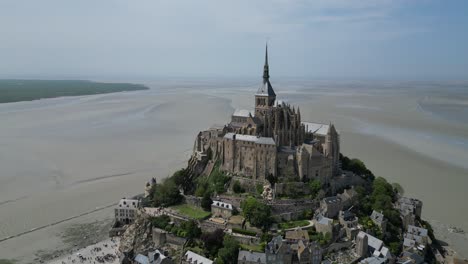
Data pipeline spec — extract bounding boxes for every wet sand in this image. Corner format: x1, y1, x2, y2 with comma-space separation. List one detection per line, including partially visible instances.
1, 79, 467, 261
46, 238, 120, 264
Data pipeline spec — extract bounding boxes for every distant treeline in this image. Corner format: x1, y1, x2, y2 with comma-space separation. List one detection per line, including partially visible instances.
0, 79, 149, 103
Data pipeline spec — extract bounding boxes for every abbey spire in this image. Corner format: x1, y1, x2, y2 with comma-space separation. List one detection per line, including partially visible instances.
263, 43, 270, 80
255, 43, 277, 117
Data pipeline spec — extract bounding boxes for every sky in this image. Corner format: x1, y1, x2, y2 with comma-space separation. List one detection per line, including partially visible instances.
1, 0, 467, 80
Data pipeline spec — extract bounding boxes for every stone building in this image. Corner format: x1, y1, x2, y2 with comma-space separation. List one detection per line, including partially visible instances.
237, 250, 267, 264
192, 45, 340, 187
312, 213, 333, 236
404, 225, 429, 247
320, 196, 342, 218
355, 231, 392, 260
265, 236, 293, 264
320, 188, 357, 218
285, 229, 309, 244
134, 250, 173, 264
265, 235, 323, 264
115, 198, 139, 224
370, 210, 387, 233
397, 197, 423, 229
183, 251, 213, 264
356, 231, 368, 258
211, 200, 233, 219
339, 210, 359, 239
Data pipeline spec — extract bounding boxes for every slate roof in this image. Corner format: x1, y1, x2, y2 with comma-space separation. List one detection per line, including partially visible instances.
212, 200, 233, 210
256, 79, 276, 97
302, 122, 330, 136
238, 250, 266, 264
224, 133, 275, 145
118, 198, 139, 209
232, 109, 252, 117
184, 250, 213, 264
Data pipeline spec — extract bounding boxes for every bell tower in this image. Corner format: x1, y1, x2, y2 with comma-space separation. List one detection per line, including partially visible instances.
255, 43, 276, 117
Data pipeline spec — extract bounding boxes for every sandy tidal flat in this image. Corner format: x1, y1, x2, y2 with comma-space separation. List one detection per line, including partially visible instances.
1, 79, 468, 261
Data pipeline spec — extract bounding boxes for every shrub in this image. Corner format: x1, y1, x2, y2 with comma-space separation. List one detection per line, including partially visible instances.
232, 227, 257, 236
151, 215, 171, 229
233, 180, 244, 193
201, 191, 213, 211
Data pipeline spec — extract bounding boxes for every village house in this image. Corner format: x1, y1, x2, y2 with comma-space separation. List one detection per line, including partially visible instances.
312, 213, 334, 236
397, 197, 423, 229
370, 210, 387, 233
355, 231, 392, 260
285, 229, 309, 244
211, 200, 233, 219
134, 250, 173, 264
183, 251, 213, 264
115, 198, 139, 224
320, 196, 342, 218
404, 224, 429, 252
320, 188, 357, 218
265, 236, 293, 264
339, 210, 359, 239
237, 250, 267, 264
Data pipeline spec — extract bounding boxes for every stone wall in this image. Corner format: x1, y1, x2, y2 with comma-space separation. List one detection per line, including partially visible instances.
231, 233, 261, 246
184, 195, 202, 208
229, 176, 265, 194
166, 233, 187, 246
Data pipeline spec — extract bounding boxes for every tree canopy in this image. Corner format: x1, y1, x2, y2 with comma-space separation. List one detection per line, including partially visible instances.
215, 235, 240, 264
240, 196, 272, 229
152, 178, 183, 207
201, 229, 224, 258
308, 179, 321, 199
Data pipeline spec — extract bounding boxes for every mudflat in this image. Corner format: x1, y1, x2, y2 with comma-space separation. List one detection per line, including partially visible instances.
0, 79, 467, 262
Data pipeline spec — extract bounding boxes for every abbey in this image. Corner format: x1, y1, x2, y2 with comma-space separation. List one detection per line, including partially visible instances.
193, 45, 340, 186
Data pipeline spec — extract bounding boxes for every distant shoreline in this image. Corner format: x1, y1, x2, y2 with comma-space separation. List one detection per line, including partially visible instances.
0, 79, 149, 104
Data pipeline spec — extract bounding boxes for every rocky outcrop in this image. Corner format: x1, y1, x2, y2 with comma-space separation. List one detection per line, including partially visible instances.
119, 211, 153, 257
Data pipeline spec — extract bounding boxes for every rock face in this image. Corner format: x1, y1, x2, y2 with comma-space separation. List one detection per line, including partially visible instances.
119, 211, 153, 256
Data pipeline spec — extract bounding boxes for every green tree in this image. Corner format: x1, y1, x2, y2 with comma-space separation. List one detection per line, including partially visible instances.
171, 168, 192, 193
392, 182, 405, 195
181, 220, 202, 240
216, 235, 240, 264
201, 229, 224, 258
151, 215, 171, 229
152, 178, 183, 207
240, 197, 272, 229
308, 179, 321, 199
201, 191, 213, 211
233, 180, 244, 193
256, 184, 264, 195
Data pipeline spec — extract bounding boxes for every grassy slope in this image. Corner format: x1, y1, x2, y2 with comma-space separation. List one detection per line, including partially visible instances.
170, 204, 211, 220
0, 79, 148, 103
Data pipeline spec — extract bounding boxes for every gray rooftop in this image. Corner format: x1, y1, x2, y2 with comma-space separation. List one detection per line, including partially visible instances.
238, 250, 266, 264
212, 200, 233, 210
407, 225, 428, 237
371, 210, 385, 224
224, 133, 275, 145
117, 198, 139, 209
184, 250, 213, 264
357, 231, 383, 251
302, 122, 329, 136
256, 79, 276, 97
232, 109, 252, 118
324, 196, 341, 204
360, 257, 387, 264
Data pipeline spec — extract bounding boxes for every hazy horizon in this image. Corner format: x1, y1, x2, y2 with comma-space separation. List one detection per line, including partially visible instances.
1, 0, 468, 80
